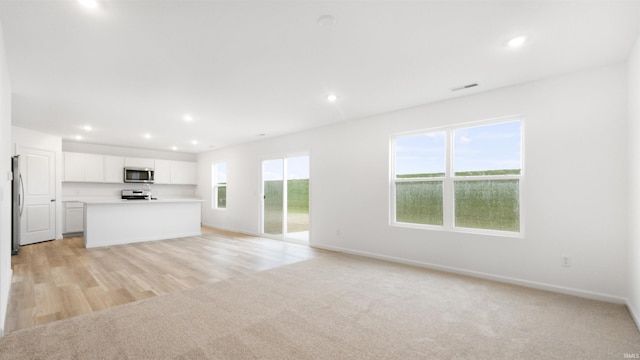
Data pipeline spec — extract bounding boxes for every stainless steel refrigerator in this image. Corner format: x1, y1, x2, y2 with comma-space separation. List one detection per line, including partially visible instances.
11, 155, 22, 255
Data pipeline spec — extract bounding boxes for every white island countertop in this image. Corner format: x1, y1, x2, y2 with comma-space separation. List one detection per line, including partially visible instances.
82, 198, 203, 248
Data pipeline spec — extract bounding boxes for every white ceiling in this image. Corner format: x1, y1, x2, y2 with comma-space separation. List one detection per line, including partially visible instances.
1, 1, 639, 153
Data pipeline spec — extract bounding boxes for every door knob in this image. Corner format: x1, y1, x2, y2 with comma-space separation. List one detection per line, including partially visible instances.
50, 199, 56, 202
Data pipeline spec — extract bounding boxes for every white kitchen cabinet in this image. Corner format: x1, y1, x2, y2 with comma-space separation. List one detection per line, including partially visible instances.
63, 152, 196, 185
64, 202, 84, 234
124, 157, 155, 169
154, 159, 171, 184
64, 152, 104, 182
170, 161, 197, 185
104, 156, 124, 183
63, 152, 85, 181
84, 153, 105, 182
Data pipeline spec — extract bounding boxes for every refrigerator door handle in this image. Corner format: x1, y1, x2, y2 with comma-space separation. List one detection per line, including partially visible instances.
19, 173, 24, 216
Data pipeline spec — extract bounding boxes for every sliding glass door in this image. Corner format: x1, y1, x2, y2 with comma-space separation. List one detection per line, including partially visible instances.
262, 156, 309, 242
263, 159, 284, 236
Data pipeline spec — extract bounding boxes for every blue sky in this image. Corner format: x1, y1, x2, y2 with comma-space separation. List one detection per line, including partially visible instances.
263, 156, 309, 181
215, 162, 226, 183
395, 120, 521, 176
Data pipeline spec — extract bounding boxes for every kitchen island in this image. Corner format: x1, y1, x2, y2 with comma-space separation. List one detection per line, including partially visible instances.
83, 198, 203, 248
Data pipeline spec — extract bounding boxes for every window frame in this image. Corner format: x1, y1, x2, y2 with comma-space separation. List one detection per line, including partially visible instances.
212, 161, 227, 210
390, 116, 524, 237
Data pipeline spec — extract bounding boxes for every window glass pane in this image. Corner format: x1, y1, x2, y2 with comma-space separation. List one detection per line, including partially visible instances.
286, 156, 309, 239
396, 181, 443, 225
395, 132, 445, 178
213, 162, 227, 209
454, 180, 519, 232
263, 159, 283, 235
454, 121, 521, 176
216, 162, 227, 184
217, 185, 226, 208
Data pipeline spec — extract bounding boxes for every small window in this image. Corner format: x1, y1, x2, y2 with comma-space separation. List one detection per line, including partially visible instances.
212, 162, 227, 209
391, 118, 523, 235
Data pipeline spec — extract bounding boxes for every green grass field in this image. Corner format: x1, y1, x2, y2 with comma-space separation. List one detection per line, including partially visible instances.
262, 177, 519, 233
396, 179, 519, 232
264, 179, 309, 234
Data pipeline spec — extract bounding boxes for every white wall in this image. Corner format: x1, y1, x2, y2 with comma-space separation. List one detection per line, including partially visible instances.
199, 63, 629, 302
62, 183, 196, 202
198, 135, 312, 233
0, 15, 12, 337
628, 33, 640, 324
62, 141, 197, 162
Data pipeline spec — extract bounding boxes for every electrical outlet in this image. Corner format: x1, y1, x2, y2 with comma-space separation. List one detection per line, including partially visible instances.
336, 229, 340, 236
561, 256, 572, 268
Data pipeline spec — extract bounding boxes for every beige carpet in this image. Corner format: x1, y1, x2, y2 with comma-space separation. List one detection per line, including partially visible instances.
1, 252, 639, 359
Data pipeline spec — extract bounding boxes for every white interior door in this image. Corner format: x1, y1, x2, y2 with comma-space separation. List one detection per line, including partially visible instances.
18, 146, 56, 245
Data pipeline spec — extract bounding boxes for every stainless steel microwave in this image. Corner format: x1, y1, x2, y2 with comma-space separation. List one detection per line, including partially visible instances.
123, 167, 155, 183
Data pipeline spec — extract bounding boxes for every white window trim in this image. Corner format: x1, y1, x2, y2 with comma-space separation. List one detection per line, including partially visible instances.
390, 116, 524, 238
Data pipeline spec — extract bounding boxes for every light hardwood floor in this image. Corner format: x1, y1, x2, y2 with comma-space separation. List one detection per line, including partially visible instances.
5, 227, 324, 333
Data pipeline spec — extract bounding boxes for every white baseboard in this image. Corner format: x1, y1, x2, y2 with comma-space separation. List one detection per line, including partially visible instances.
626, 300, 640, 333
201, 223, 260, 237
312, 243, 626, 304
0, 268, 13, 338
198, 226, 628, 305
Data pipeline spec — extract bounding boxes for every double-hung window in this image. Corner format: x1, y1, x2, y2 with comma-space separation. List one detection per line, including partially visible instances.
391, 118, 523, 235
212, 162, 227, 209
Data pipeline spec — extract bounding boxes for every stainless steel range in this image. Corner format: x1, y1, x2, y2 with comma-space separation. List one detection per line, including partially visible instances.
121, 189, 154, 200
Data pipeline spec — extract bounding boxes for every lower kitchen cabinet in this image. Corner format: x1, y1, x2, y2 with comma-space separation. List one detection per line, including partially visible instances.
64, 202, 84, 234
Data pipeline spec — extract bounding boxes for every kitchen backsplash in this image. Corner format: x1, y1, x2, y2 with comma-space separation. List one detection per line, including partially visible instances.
62, 182, 196, 200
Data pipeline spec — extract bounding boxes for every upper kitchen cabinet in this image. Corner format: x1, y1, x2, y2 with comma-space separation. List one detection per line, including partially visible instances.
63, 152, 85, 181
84, 153, 105, 182
170, 161, 197, 185
154, 159, 171, 184
155, 160, 197, 185
63, 152, 196, 185
124, 157, 155, 169
104, 156, 124, 183
64, 152, 124, 183
64, 152, 105, 182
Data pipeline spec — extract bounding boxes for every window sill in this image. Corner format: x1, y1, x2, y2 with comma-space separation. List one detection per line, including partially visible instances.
391, 222, 523, 239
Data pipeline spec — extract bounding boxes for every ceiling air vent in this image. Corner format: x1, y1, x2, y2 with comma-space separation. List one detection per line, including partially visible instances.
451, 83, 479, 92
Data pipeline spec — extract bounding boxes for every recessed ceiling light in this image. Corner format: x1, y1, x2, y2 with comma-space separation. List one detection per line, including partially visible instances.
171, 146, 178, 151
327, 94, 338, 102
83, 125, 92, 131
506, 35, 527, 48
318, 14, 336, 27
191, 140, 198, 145
183, 114, 193, 122
144, 134, 151, 139
75, 135, 83, 141
78, 0, 98, 9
